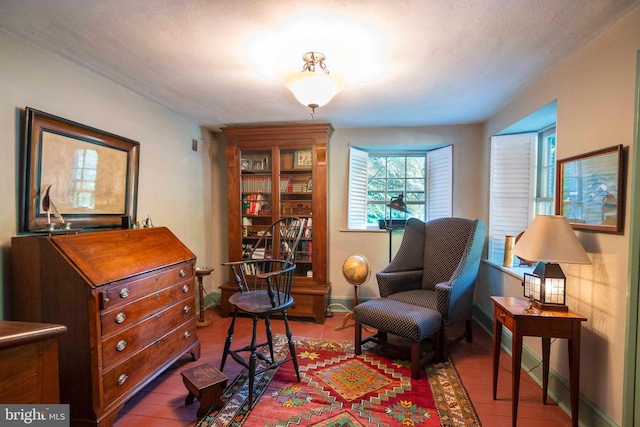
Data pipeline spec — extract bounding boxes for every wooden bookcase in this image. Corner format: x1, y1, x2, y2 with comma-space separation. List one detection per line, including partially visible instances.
220, 123, 333, 323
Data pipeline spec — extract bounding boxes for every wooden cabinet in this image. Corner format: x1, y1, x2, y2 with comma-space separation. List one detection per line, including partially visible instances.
0, 321, 67, 404
11, 227, 200, 427
220, 123, 333, 323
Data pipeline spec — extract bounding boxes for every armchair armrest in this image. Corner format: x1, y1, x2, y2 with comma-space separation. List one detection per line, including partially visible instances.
376, 270, 423, 297
435, 282, 452, 320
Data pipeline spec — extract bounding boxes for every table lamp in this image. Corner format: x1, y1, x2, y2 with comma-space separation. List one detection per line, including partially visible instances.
512, 215, 591, 311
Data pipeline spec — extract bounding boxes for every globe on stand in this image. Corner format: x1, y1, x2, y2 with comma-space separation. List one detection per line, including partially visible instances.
336, 254, 371, 330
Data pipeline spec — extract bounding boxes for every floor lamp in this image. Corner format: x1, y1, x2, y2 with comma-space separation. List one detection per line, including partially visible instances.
386, 194, 409, 262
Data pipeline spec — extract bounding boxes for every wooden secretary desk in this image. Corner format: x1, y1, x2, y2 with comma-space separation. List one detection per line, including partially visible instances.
11, 227, 200, 426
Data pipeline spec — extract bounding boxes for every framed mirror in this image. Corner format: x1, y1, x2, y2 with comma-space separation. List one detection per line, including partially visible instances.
556, 144, 624, 233
20, 108, 139, 232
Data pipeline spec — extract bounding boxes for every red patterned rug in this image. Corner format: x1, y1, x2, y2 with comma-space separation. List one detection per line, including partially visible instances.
196, 335, 481, 426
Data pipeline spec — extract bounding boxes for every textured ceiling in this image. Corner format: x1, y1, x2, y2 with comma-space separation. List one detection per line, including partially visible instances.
0, 0, 638, 130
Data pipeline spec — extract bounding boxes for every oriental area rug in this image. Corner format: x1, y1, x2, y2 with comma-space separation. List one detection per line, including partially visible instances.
196, 335, 481, 427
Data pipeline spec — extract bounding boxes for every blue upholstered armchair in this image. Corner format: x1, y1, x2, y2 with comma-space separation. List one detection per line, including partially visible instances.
376, 217, 487, 357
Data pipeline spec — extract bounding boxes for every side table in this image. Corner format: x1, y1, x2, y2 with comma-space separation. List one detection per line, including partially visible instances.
491, 296, 586, 427
195, 266, 214, 327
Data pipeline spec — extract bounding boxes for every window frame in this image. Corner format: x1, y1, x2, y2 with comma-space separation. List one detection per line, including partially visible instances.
347, 145, 452, 230
488, 127, 557, 266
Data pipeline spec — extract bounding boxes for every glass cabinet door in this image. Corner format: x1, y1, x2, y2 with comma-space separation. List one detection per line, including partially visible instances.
240, 150, 272, 258
279, 149, 313, 278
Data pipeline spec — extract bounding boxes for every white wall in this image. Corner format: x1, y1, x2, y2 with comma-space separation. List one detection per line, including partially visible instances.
476, 7, 640, 424
328, 125, 485, 300
0, 29, 220, 318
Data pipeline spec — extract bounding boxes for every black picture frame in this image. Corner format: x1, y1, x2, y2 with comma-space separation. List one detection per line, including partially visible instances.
20, 108, 140, 232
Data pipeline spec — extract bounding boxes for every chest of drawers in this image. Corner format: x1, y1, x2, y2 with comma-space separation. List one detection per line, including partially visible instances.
11, 227, 200, 426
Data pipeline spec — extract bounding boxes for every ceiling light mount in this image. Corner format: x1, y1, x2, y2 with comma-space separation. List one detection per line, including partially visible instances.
301, 52, 327, 73
286, 51, 342, 118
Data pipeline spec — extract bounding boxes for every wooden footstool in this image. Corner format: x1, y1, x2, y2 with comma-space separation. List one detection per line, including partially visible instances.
181, 363, 228, 418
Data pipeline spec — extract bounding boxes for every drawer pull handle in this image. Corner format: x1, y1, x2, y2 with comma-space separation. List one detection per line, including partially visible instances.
184, 330, 191, 339
120, 288, 130, 298
183, 284, 190, 293
117, 374, 128, 386
500, 313, 506, 321
115, 312, 126, 324
180, 269, 186, 277
183, 305, 190, 314
116, 340, 127, 351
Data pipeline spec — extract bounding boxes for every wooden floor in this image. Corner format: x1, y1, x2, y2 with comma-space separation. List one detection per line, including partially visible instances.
114, 308, 574, 427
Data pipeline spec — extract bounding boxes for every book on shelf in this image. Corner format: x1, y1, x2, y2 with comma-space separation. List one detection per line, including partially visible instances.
304, 218, 312, 238
242, 176, 272, 192
296, 241, 313, 261
280, 176, 290, 192
244, 194, 268, 215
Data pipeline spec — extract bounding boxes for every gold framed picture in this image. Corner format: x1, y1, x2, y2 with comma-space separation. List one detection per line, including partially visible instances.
294, 149, 312, 169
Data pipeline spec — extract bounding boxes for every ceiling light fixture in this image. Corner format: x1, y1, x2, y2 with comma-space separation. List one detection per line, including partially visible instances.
285, 52, 343, 118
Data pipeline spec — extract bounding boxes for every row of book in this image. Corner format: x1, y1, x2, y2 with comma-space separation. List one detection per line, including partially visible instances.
242, 194, 269, 215
242, 176, 311, 193
295, 241, 312, 261
242, 176, 275, 193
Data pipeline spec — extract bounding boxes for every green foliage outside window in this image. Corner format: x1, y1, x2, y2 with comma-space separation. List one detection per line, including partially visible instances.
366, 155, 426, 225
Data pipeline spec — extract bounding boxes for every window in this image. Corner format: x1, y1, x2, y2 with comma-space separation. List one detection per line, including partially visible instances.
348, 145, 452, 229
536, 127, 557, 215
488, 127, 556, 264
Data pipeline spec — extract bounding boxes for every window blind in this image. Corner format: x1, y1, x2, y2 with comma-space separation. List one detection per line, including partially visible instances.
347, 146, 369, 229
489, 134, 537, 264
426, 145, 453, 221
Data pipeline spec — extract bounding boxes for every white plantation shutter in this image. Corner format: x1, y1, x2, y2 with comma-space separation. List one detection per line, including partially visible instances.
426, 145, 452, 221
347, 147, 369, 229
489, 134, 537, 264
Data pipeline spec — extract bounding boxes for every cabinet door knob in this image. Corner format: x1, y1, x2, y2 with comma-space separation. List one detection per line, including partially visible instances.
116, 340, 127, 351
183, 305, 190, 314
119, 288, 130, 298
180, 269, 186, 277
115, 312, 126, 324
182, 284, 190, 293
117, 374, 128, 386
184, 330, 191, 339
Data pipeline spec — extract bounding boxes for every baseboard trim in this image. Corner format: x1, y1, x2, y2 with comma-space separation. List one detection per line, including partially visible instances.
473, 304, 618, 427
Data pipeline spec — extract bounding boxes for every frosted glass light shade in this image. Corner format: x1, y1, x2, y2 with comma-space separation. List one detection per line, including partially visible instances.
286, 71, 343, 108
512, 215, 591, 264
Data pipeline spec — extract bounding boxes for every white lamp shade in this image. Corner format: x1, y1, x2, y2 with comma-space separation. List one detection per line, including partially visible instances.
286, 71, 343, 108
512, 215, 591, 264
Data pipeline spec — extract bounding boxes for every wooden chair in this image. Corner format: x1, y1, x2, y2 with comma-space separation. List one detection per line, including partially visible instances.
220, 217, 306, 408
